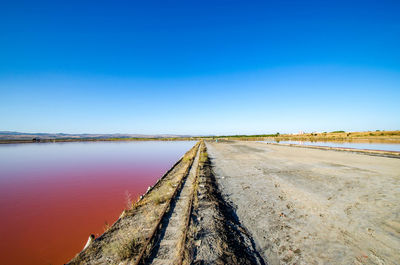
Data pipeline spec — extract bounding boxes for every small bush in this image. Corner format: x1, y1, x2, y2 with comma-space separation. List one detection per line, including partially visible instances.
104, 234, 138, 260
153, 193, 166, 205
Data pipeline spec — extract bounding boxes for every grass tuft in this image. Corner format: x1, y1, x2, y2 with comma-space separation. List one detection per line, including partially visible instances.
104, 233, 139, 260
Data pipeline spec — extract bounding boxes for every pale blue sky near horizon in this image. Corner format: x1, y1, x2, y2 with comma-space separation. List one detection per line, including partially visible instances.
1, 0, 399, 135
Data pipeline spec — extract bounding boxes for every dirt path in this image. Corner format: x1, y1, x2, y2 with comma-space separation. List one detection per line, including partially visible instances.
146, 147, 201, 265
206, 141, 400, 265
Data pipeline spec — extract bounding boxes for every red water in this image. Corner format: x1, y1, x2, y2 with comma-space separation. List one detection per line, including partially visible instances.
0, 141, 195, 265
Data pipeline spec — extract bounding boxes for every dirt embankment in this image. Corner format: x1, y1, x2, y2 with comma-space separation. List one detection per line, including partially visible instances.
206, 141, 400, 265
183, 144, 265, 265
67, 143, 200, 265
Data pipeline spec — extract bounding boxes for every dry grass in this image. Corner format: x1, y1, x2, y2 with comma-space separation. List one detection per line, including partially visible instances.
104, 232, 139, 260
125, 191, 133, 210
103, 221, 111, 232
153, 192, 168, 205
199, 151, 208, 164
268, 130, 400, 143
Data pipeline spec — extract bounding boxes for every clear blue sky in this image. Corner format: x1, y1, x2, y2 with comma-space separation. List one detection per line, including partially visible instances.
1, 0, 399, 135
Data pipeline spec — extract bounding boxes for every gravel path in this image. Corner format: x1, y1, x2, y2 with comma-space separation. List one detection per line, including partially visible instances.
206, 141, 400, 265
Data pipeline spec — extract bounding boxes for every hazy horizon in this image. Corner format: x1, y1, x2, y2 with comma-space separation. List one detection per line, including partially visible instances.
1, 128, 399, 137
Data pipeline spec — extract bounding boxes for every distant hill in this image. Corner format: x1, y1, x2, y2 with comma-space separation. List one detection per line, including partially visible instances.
0, 131, 191, 140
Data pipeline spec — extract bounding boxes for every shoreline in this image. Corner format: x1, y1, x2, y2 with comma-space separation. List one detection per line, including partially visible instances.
0, 138, 200, 145
66, 142, 201, 264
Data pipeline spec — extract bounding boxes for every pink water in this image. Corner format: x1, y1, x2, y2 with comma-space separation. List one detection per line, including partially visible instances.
0, 141, 195, 265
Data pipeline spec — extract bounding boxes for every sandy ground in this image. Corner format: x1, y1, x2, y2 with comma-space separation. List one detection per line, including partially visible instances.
206, 141, 400, 265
